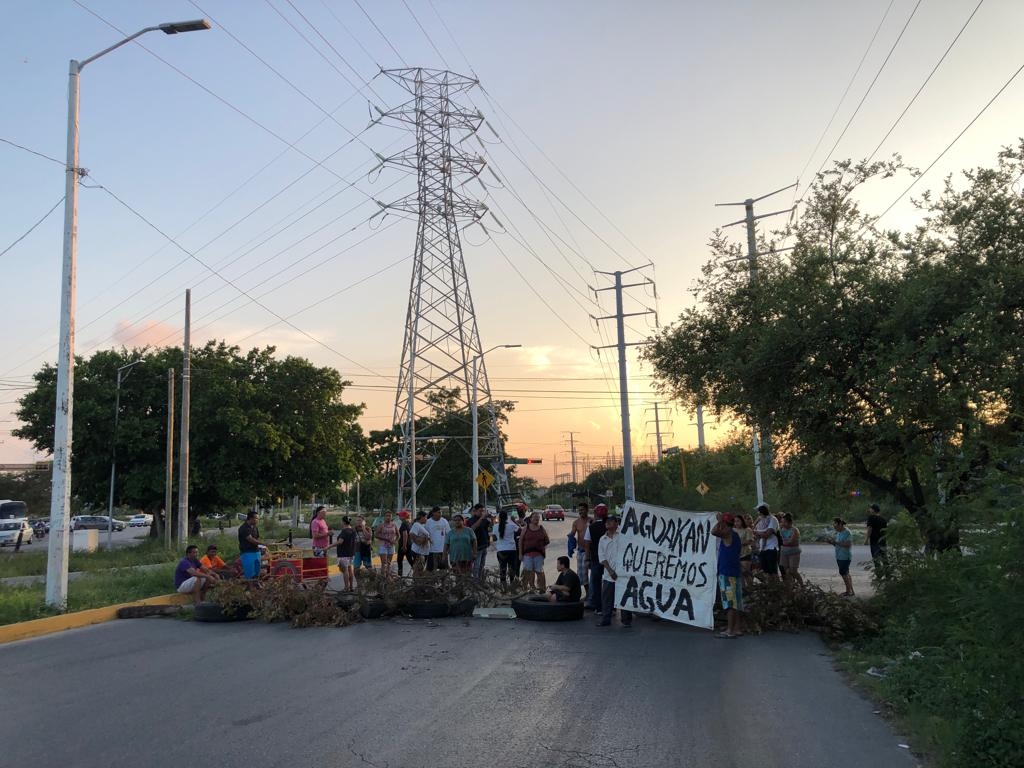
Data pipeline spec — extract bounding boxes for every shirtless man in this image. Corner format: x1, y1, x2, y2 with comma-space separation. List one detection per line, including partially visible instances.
571, 502, 591, 601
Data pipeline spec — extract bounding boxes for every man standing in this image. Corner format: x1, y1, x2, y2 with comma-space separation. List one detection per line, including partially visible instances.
335, 516, 356, 591
408, 510, 431, 574
753, 503, 780, 579
596, 516, 631, 628
175, 545, 216, 604
425, 506, 450, 571
571, 503, 591, 600
238, 511, 264, 579
310, 505, 330, 557
547, 555, 582, 603
865, 503, 888, 576
467, 503, 492, 580
712, 513, 744, 639
395, 510, 412, 576
584, 504, 608, 612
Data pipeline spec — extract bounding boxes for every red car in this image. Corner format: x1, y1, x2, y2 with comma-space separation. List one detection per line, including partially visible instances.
542, 505, 565, 521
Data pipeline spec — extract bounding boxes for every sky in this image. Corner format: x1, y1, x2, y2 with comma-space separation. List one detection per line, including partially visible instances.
1, 0, 1022, 487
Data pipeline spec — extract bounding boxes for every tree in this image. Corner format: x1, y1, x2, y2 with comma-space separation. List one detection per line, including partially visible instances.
644, 146, 1024, 550
14, 342, 366, 533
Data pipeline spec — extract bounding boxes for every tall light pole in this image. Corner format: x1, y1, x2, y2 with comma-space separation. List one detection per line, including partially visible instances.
46, 18, 211, 609
471, 344, 520, 505
106, 359, 143, 550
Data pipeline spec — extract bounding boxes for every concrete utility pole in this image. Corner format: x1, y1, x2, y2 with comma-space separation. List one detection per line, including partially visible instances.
177, 289, 191, 544
593, 267, 656, 502
645, 402, 674, 462
696, 405, 706, 451
716, 183, 796, 506
46, 18, 211, 608
562, 431, 580, 484
165, 368, 174, 550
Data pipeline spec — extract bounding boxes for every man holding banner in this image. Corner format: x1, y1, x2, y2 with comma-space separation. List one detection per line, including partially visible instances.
596, 516, 633, 628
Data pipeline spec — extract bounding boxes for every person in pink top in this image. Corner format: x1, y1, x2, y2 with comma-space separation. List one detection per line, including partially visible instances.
310, 506, 330, 557
374, 511, 399, 577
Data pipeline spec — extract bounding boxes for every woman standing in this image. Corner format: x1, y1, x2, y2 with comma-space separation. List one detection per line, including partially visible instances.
374, 511, 398, 577
778, 513, 803, 585
518, 511, 550, 592
734, 514, 755, 588
827, 517, 855, 596
353, 517, 374, 573
444, 514, 477, 575
493, 509, 520, 587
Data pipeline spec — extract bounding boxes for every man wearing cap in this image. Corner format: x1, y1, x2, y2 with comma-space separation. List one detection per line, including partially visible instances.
753, 503, 780, 579
713, 513, 744, 638
596, 515, 632, 628
395, 510, 413, 576
584, 504, 609, 612
468, 503, 492, 580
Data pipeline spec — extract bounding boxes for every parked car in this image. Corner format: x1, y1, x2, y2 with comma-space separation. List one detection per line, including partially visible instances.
72, 515, 126, 532
542, 504, 566, 521
128, 514, 153, 528
0, 519, 33, 546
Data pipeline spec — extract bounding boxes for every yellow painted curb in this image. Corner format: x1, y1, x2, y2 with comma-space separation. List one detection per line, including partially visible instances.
0, 564, 343, 645
0, 592, 192, 645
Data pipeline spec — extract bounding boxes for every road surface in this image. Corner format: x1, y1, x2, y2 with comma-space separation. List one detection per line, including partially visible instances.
0, 613, 916, 768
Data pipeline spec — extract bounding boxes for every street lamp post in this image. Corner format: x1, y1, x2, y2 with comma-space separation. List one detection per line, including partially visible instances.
106, 359, 143, 550
46, 18, 211, 609
470, 344, 521, 506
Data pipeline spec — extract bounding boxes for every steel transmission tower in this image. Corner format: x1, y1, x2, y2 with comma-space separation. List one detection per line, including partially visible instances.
373, 68, 504, 512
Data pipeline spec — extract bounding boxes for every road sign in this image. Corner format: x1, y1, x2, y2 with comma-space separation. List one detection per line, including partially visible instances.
476, 469, 495, 490
696, 481, 711, 496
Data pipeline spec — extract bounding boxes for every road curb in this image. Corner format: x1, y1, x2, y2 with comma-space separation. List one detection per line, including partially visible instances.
0, 593, 192, 645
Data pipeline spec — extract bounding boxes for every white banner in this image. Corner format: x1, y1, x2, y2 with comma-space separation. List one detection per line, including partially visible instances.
611, 501, 718, 629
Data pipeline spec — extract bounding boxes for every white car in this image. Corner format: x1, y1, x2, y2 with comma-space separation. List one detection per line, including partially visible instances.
0, 519, 33, 546
128, 514, 153, 528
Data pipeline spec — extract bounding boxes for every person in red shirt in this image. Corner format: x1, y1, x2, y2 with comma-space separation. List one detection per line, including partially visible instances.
310, 505, 330, 557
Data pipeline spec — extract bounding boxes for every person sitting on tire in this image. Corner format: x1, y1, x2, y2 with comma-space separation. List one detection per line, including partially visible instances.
547, 556, 581, 603
175, 545, 217, 604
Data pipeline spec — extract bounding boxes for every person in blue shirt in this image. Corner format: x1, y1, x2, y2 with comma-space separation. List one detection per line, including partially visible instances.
826, 517, 855, 597
712, 512, 744, 638
174, 545, 216, 604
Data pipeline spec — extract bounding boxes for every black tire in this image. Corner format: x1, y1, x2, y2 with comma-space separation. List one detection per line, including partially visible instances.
270, 560, 300, 581
359, 597, 387, 619
334, 591, 358, 610
450, 597, 477, 617
511, 594, 585, 622
406, 600, 450, 619
194, 601, 251, 623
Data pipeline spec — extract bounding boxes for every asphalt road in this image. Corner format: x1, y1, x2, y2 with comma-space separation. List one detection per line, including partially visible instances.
0, 614, 917, 768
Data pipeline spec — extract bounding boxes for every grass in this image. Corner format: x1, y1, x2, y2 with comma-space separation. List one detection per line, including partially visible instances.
0, 564, 176, 626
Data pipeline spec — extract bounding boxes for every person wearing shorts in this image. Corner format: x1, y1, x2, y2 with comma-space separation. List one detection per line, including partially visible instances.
778, 512, 802, 584
518, 512, 550, 592
174, 545, 216, 604
828, 517, 855, 596
335, 516, 356, 591
353, 517, 374, 572
713, 513, 744, 638
374, 511, 398, 576
238, 511, 264, 579
408, 510, 431, 574
310, 505, 330, 557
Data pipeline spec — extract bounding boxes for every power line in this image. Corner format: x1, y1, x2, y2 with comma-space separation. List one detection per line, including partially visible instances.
400, 0, 451, 68
873, 56, 1024, 227
352, 0, 409, 66
0, 197, 64, 259
866, 0, 986, 163
0, 137, 65, 167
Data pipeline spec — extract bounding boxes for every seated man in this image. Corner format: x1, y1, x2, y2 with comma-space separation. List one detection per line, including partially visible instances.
547, 555, 582, 603
199, 544, 234, 578
174, 545, 217, 604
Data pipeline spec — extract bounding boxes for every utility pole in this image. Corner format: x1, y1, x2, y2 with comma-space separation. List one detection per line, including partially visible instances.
715, 183, 796, 506
695, 405, 706, 451
562, 431, 580, 484
645, 402, 674, 462
593, 267, 656, 502
165, 368, 174, 550
177, 289, 191, 544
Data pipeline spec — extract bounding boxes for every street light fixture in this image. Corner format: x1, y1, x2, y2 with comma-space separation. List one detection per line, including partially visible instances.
471, 344, 521, 506
46, 19, 211, 609
106, 359, 143, 551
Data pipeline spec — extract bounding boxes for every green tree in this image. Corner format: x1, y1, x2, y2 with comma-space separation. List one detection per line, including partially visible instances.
14, 342, 366, 532
644, 146, 1024, 550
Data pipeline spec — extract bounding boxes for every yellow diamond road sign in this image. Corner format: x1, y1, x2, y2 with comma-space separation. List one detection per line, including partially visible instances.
476, 469, 495, 490
696, 481, 711, 496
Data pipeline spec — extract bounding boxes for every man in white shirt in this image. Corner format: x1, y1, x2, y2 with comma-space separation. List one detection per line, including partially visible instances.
408, 510, 431, 574
424, 506, 450, 571
753, 502, 780, 578
596, 516, 632, 628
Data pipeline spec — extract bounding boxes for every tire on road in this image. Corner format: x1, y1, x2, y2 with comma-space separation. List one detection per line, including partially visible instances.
511, 594, 584, 622
193, 601, 251, 623
359, 597, 388, 619
335, 591, 358, 610
405, 600, 450, 619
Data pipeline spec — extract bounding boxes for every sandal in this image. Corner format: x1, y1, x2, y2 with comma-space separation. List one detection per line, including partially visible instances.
715, 631, 737, 639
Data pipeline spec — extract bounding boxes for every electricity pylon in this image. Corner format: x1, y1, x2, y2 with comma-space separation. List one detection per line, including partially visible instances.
372, 68, 504, 512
